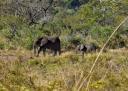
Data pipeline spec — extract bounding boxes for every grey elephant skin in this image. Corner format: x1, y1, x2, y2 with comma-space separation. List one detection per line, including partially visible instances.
33, 36, 61, 56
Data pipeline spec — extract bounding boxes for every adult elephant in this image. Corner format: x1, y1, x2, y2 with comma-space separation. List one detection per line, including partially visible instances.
33, 36, 61, 56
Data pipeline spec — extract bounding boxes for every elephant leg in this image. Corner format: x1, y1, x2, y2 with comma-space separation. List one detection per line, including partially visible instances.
37, 47, 42, 57
42, 49, 46, 56
58, 51, 61, 55
58, 49, 61, 55
75, 49, 79, 54
53, 50, 57, 56
81, 51, 84, 56
33, 47, 37, 56
33, 45, 37, 56
81, 51, 85, 58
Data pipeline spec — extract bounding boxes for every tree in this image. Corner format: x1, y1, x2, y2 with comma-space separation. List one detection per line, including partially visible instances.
1, 0, 59, 25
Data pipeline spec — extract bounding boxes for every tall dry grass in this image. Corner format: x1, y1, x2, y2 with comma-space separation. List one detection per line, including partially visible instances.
75, 16, 128, 91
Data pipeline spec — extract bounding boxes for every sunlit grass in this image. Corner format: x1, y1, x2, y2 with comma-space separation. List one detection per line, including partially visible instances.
0, 49, 128, 91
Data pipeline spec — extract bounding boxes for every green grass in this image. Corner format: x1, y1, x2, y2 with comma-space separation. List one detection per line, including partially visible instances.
0, 49, 128, 91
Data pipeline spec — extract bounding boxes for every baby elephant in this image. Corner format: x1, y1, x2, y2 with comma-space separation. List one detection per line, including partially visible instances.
76, 43, 100, 55
76, 44, 87, 56
85, 43, 100, 52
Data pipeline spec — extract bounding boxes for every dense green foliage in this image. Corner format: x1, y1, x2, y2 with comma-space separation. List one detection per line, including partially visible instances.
0, 0, 128, 49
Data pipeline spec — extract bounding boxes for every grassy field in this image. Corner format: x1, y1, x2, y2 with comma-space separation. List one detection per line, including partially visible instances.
0, 48, 128, 91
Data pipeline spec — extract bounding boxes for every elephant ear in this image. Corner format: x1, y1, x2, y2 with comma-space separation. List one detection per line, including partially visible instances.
40, 38, 48, 46
80, 44, 85, 50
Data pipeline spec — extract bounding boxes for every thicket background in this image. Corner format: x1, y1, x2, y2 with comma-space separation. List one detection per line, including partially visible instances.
0, 0, 128, 50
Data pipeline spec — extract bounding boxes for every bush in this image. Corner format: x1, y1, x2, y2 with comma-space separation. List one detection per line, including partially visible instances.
61, 34, 84, 50
89, 26, 113, 45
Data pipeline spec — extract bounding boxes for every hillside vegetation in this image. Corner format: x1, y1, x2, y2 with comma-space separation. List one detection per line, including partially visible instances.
0, 0, 128, 49
0, 0, 128, 91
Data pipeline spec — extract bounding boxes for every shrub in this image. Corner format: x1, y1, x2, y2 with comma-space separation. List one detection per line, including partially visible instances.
89, 26, 113, 45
